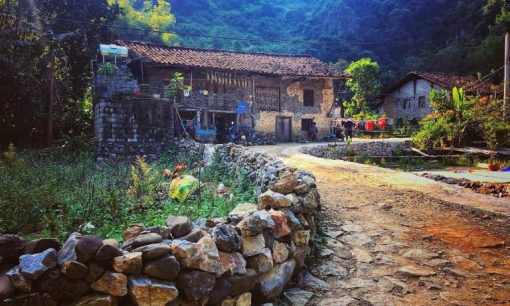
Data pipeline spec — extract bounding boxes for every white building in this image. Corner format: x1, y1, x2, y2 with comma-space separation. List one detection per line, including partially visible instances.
378, 72, 496, 119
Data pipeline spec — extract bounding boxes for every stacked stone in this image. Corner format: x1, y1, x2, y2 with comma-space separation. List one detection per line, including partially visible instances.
422, 174, 510, 198
0, 143, 321, 305
303, 141, 406, 159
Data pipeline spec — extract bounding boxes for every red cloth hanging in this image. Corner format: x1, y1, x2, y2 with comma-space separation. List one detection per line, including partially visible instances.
377, 118, 388, 129
365, 120, 375, 131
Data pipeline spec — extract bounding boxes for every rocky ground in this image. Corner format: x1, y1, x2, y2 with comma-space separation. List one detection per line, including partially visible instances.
253, 143, 510, 306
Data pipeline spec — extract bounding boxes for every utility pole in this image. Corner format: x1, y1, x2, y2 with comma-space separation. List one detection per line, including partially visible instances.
504, 32, 510, 121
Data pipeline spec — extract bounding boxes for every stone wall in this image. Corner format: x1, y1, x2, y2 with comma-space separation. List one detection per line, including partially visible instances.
0, 143, 321, 305
302, 141, 407, 159
380, 78, 438, 119
94, 98, 175, 159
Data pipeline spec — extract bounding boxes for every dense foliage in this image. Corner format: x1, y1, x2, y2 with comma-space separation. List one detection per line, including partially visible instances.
0, 0, 118, 147
412, 88, 510, 151
108, 0, 177, 45
171, 0, 507, 86
0, 144, 256, 240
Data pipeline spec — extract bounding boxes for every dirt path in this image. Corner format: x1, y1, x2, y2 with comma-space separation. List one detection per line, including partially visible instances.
253, 143, 510, 306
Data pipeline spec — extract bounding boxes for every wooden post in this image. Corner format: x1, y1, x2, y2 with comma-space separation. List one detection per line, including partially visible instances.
504, 32, 510, 120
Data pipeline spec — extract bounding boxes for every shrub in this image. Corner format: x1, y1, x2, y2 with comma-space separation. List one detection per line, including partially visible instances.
412, 118, 450, 150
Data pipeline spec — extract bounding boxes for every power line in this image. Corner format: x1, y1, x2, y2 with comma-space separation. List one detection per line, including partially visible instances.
47, 17, 476, 47
1, 12, 488, 49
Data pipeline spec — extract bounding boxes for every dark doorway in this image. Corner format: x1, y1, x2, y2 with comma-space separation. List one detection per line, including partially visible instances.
275, 116, 292, 142
214, 112, 236, 143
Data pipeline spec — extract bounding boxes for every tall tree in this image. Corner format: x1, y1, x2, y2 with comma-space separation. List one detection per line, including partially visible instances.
109, 0, 178, 45
0, 0, 118, 147
343, 58, 381, 116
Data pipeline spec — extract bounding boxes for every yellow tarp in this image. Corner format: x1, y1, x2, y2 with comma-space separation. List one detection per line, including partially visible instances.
169, 175, 199, 203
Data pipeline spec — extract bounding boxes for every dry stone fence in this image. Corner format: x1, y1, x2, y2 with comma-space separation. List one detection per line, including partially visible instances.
0, 143, 322, 305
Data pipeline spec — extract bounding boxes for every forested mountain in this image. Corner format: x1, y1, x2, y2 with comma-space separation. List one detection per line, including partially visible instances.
170, 0, 507, 85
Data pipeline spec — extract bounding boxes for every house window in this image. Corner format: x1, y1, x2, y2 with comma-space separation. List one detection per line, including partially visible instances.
418, 96, 426, 108
301, 118, 313, 131
304, 90, 314, 106
403, 99, 411, 110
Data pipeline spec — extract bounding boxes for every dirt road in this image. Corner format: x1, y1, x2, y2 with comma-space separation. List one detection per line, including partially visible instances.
253, 143, 510, 305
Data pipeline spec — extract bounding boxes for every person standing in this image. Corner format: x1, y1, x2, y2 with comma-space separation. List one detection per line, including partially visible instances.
343, 119, 355, 141
309, 121, 318, 142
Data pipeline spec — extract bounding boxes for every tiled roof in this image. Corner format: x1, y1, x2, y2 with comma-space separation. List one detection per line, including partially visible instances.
117, 40, 345, 78
385, 71, 496, 95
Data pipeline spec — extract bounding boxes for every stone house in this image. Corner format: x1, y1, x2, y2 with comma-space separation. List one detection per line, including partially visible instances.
377, 72, 496, 120
116, 40, 345, 143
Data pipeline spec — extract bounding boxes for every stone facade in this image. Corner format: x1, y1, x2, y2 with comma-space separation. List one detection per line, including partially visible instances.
94, 97, 174, 158
379, 78, 439, 119
142, 66, 335, 142
0, 143, 322, 305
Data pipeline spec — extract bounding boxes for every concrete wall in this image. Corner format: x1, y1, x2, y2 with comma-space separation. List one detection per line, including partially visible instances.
380, 79, 442, 119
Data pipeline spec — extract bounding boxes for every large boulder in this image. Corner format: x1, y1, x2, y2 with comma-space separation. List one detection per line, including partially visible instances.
292, 230, 310, 246
0, 235, 26, 264
94, 244, 123, 264
0, 273, 14, 300
25, 238, 61, 255
258, 190, 291, 209
90, 271, 128, 297
226, 269, 258, 296
72, 293, 117, 306
75, 235, 103, 263
228, 203, 258, 218
128, 275, 179, 306
169, 237, 222, 274
84, 262, 105, 283
246, 247, 273, 273
212, 224, 242, 252
0, 292, 56, 306
236, 215, 263, 237
143, 255, 180, 281
60, 261, 88, 279
272, 242, 290, 264
219, 252, 247, 276
123, 233, 163, 250
19, 248, 57, 280
270, 172, 298, 195
221, 292, 252, 306
57, 232, 82, 266
132, 243, 171, 260
268, 210, 291, 238
252, 211, 275, 229
241, 234, 265, 257
112, 252, 143, 274
165, 216, 192, 238
179, 228, 207, 243
124, 224, 145, 241
177, 271, 215, 302
207, 277, 231, 305
256, 259, 296, 300
6, 267, 32, 292
35, 268, 90, 302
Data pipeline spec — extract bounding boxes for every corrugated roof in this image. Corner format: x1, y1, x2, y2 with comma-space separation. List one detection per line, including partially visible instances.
384, 71, 496, 95
117, 40, 345, 78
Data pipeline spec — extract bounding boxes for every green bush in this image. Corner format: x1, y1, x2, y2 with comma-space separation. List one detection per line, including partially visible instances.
412, 118, 450, 150
0, 145, 256, 241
